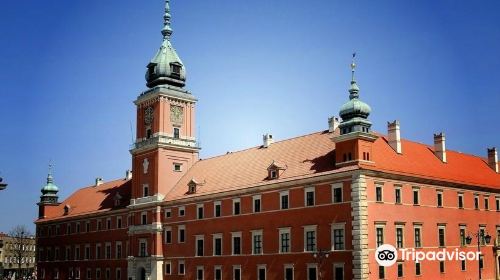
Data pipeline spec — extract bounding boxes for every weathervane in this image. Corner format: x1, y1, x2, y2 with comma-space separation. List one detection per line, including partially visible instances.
351, 52, 357, 81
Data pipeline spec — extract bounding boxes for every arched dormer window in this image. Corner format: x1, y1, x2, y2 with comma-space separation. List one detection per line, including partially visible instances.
267, 161, 287, 180
63, 205, 71, 215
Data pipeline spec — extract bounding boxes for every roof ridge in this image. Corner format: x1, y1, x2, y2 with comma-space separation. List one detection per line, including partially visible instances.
198, 130, 330, 162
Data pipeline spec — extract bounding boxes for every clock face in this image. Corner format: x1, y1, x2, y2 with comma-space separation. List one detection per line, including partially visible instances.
170, 105, 184, 124
144, 106, 154, 125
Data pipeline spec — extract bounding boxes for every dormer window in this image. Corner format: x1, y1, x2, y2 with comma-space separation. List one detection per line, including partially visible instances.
171, 63, 181, 78
64, 205, 71, 215
114, 192, 122, 207
148, 64, 156, 79
188, 179, 198, 194
267, 161, 287, 180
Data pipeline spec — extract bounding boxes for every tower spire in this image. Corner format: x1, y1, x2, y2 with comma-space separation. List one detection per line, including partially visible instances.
349, 52, 360, 99
47, 163, 54, 184
162, 0, 173, 40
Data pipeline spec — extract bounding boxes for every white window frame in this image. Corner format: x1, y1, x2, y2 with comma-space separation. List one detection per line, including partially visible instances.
331, 223, 346, 251
195, 235, 204, 257
414, 224, 423, 248
284, 264, 294, 280
251, 230, 263, 255
141, 211, 147, 225
177, 225, 186, 243
253, 195, 262, 213
213, 233, 223, 256
257, 265, 266, 280
173, 163, 183, 172
438, 224, 446, 247
279, 227, 291, 253
164, 226, 172, 244
214, 201, 222, 217
115, 268, 121, 280
196, 266, 204, 280
304, 186, 315, 206
306, 264, 318, 280
214, 265, 222, 280
458, 193, 464, 209
231, 232, 242, 255
395, 224, 405, 249
233, 198, 241, 215
280, 190, 289, 210
115, 241, 122, 259
139, 239, 147, 257
165, 208, 172, 219
178, 206, 185, 217
178, 260, 185, 275
413, 187, 420, 205
436, 190, 443, 207
165, 261, 172, 275
332, 183, 343, 203
303, 225, 317, 252
375, 183, 384, 202
142, 184, 149, 197
197, 204, 204, 219
394, 185, 402, 204
233, 265, 241, 280
375, 223, 385, 247
333, 263, 345, 280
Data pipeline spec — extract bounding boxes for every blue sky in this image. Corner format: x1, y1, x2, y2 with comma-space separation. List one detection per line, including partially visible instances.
0, 0, 499, 233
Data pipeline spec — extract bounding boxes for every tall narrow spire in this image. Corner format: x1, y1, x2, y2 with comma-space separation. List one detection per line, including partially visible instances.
349, 52, 360, 99
162, 0, 173, 40
47, 163, 54, 185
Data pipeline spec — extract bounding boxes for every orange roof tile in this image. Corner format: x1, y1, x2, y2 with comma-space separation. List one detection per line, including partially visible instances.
37, 179, 131, 222
40, 130, 499, 221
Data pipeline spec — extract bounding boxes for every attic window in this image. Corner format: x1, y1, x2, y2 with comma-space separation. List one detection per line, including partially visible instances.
267, 160, 287, 180
188, 183, 197, 194
270, 170, 277, 179
114, 192, 122, 207
64, 205, 70, 215
171, 64, 181, 78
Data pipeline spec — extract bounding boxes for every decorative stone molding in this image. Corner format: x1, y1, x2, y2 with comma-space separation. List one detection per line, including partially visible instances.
129, 194, 165, 208
128, 222, 163, 235
350, 172, 369, 280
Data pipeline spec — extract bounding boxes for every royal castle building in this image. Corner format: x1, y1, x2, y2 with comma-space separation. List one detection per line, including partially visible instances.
35, 1, 500, 280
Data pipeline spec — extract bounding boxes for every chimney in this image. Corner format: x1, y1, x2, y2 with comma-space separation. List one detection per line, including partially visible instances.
387, 120, 402, 154
328, 117, 340, 133
487, 147, 498, 173
263, 134, 273, 148
95, 177, 104, 186
125, 170, 133, 180
434, 133, 447, 163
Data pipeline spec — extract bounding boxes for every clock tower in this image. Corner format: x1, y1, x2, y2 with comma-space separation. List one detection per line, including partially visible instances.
128, 1, 198, 279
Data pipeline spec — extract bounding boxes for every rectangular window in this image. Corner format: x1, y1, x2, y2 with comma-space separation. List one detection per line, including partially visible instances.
439, 261, 445, 273
173, 127, 180, 139
165, 262, 171, 275
96, 244, 101, 259
214, 201, 221, 217
332, 183, 343, 203
397, 262, 404, 277
479, 254, 484, 269
213, 234, 222, 256
105, 268, 110, 280
304, 226, 317, 252
173, 163, 182, 172
437, 191, 443, 207
214, 266, 222, 280
279, 228, 291, 253
280, 191, 289, 210
165, 209, 171, 218
117, 217, 122, 228
333, 263, 344, 280
460, 227, 466, 246
106, 218, 111, 230
474, 195, 479, 209
253, 195, 262, 213
461, 259, 466, 271
141, 213, 147, 225
86, 268, 91, 280
378, 266, 384, 279
375, 186, 383, 202
258, 266, 266, 280
196, 266, 204, 280
178, 206, 185, 217
178, 225, 186, 243
307, 265, 317, 280
414, 227, 422, 248
232, 233, 242, 255
480, 227, 486, 245
284, 265, 294, 280
305, 187, 315, 206
376, 226, 384, 247
86, 221, 90, 232
252, 231, 263, 254
233, 266, 241, 280
415, 262, 421, 276
332, 224, 345, 250
85, 245, 90, 260
496, 197, 500, 211
95, 269, 100, 280
458, 194, 464, 208
139, 240, 147, 257
196, 236, 204, 257
395, 187, 401, 204
105, 243, 111, 259
116, 242, 122, 259
115, 269, 121, 280
438, 226, 446, 247
197, 204, 204, 219
233, 199, 241, 215
165, 227, 172, 244
396, 227, 404, 248
413, 188, 420, 205
179, 261, 185, 275
484, 197, 489, 210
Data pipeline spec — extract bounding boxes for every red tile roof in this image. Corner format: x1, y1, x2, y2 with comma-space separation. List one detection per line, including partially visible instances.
38, 130, 499, 221
38, 179, 131, 222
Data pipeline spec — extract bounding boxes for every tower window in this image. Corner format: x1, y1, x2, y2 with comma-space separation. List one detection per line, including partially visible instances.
173, 127, 180, 139
146, 127, 152, 139
171, 64, 181, 78
173, 163, 182, 172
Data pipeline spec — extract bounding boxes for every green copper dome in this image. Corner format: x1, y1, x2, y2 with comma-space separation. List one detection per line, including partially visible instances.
339, 81, 371, 120
41, 173, 59, 194
145, 0, 186, 88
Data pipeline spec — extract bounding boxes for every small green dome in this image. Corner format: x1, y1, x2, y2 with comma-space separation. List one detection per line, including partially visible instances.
41, 174, 59, 194
339, 98, 372, 120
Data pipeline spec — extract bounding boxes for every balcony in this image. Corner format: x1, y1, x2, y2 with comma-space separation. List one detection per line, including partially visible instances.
130, 134, 199, 153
